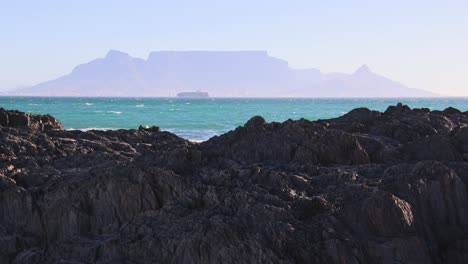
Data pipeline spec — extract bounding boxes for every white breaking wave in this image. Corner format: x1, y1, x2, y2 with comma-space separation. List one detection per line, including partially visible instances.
107, 111, 122, 114
85, 102, 93, 106
136, 104, 144, 107
67, 128, 116, 131
187, 139, 205, 143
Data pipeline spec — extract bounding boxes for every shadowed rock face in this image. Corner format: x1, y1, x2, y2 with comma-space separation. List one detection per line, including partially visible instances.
0, 108, 63, 131
201, 116, 369, 168
1, 104, 468, 263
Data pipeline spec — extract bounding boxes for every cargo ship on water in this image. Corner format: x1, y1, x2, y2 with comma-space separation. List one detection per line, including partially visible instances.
176, 90, 210, 98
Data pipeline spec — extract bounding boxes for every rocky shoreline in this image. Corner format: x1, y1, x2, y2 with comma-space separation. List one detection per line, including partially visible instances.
1, 104, 468, 263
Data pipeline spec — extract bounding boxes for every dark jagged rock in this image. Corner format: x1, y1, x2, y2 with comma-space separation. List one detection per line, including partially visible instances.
0, 108, 63, 131
443, 106, 463, 115
1, 105, 468, 263
201, 118, 369, 168
323, 103, 456, 143
401, 135, 463, 161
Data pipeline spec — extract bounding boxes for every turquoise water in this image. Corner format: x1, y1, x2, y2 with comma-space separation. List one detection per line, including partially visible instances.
1, 97, 467, 141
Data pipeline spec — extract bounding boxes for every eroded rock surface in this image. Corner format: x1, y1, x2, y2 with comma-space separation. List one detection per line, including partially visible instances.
1, 104, 468, 263
0, 108, 63, 131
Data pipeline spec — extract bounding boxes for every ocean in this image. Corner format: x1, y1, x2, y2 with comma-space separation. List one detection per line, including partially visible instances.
1, 97, 467, 141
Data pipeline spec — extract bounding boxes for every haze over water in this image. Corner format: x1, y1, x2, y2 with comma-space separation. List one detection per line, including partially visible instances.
1, 97, 467, 141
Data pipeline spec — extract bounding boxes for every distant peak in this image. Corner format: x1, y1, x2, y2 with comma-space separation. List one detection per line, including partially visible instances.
354, 64, 372, 75
105, 50, 130, 59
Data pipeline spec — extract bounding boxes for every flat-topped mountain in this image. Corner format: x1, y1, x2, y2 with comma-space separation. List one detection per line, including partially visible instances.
8, 50, 435, 97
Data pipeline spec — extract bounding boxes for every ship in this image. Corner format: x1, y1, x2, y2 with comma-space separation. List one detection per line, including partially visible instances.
176, 90, 210, 98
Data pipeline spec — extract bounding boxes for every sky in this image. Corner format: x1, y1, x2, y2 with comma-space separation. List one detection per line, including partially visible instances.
1, 0, 467, 96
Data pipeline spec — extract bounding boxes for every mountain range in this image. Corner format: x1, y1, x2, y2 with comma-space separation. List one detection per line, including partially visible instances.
6, 50, 436, 97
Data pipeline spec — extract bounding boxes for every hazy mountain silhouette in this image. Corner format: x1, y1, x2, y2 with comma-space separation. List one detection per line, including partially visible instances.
9, 50, 436, 97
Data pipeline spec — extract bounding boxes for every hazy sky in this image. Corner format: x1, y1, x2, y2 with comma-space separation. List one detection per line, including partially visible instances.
1, 0, 467, 95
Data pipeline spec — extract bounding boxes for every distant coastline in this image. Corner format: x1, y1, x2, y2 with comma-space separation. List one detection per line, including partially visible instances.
176, 91, 210, 98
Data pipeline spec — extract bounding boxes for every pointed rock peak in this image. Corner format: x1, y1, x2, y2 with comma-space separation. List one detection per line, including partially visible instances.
245, 116, 266, 130
354, 64, 372, 75
105, 50, 131, 60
